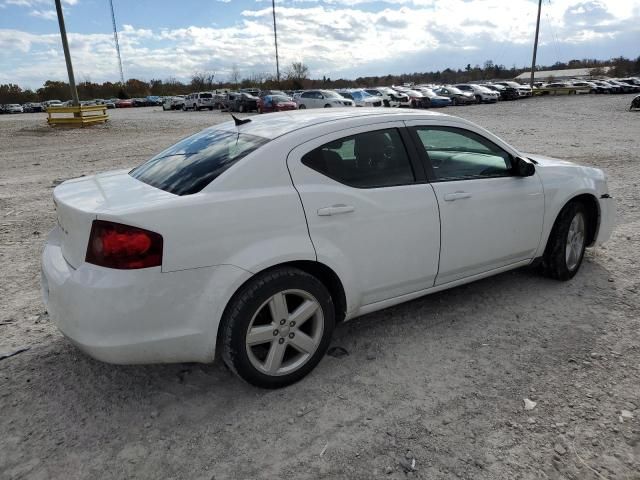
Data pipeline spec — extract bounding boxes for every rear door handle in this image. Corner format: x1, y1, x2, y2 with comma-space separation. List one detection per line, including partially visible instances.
443, 192, 472, 202
317, 204, 355, 216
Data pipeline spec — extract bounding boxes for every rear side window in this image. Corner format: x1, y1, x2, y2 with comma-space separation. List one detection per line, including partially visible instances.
130, 128, 270, 195
301, 128, 415, 188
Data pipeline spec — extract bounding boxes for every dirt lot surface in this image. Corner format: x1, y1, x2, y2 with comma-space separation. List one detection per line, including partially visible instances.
1, 95, 639, 480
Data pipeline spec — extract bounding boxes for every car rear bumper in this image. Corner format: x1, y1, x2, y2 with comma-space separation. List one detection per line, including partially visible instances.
41, 227, 250, 364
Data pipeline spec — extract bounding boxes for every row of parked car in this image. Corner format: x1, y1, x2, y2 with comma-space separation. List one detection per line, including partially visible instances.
158, 82, 535, 115
3, 77, 637, 115
0, 96, 166, 114
534, 77, 640, 94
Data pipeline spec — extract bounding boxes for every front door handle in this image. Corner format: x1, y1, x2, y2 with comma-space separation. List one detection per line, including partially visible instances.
317, 204, 355, 216
443, 192, 472, 202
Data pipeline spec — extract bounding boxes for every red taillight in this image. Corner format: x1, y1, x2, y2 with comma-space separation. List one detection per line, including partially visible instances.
86, 220, 163, 269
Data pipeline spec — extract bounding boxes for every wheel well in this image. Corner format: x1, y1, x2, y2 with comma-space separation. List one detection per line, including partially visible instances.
214, 261, 347, 361
563, 194, 599, 246
285, 261, 347, 323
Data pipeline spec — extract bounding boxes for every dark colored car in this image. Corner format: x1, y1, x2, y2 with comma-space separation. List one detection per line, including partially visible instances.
258, 95, 297, 113
433, 86, 476, 105
240, 88, 261, 97
224, 92, 259, 113
485, 84, 519, 101
616, 79, 640, 93
146, 96, 163, 106
23, 103, 44, 113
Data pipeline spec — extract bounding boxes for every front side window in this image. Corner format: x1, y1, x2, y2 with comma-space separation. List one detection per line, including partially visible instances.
130, 128, 270, 195
414, 127, 512, 181
301, 129, 415, 188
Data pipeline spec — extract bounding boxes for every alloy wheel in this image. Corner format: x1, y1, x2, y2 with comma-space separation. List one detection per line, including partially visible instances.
565, 212, 585, 271
245, 289, 324, 376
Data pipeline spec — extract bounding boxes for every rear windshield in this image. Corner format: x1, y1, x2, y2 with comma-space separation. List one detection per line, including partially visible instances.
129, 128, 270, 195
199, 93, 213, 98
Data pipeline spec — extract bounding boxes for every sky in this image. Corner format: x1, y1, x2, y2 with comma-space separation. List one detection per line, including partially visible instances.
0, 0, 638, 89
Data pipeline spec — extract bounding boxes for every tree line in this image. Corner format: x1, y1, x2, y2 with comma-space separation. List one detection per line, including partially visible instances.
2, 56, 638, 104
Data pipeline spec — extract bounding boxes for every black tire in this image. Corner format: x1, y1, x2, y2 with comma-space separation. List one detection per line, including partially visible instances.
541, 201, 588, 281
220, 267, 335, 389
324, 104, 331, 108
452, 97, 459, 106
475, 95, 482, 104
383, 99, 390, 107
298, 104, 306, 109
239, 104, 245, 113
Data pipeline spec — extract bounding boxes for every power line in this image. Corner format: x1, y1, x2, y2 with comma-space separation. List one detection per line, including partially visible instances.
530, 0, 542, 87
272, 0, 280, 83
108, 0, 125, 86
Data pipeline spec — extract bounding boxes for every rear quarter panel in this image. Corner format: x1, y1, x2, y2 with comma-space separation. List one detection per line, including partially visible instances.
96, 141, 316, 274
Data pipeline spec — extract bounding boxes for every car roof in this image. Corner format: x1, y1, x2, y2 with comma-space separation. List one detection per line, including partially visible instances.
215, 108, 451, 139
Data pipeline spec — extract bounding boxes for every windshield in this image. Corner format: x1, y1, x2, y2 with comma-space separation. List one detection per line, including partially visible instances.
130, 128, 270, 195
322, 91, 342, 99
199, 93, 213, 98
271, 95, 290, 103
420, 88, 436, 98
447, 87, 464, 94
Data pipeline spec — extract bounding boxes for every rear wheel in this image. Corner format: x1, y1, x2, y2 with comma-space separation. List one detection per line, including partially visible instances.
324, 104, 332, 108
542, 202, 588, 280
475, 95, 482, 104
221, 267, 335, 388
298, 104, 306, 109
452, 97, 459, 106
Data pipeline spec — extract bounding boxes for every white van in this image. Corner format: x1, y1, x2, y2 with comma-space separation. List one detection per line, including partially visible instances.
183, 92, 214, 111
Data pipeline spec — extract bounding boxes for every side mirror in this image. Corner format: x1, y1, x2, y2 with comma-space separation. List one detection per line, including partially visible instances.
513, 156, 535, 177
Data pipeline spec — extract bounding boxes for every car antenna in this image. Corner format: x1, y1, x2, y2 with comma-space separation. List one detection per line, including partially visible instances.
231, 114, 251, 126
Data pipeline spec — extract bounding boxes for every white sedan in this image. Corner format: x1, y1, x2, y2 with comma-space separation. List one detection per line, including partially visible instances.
41, 109, 615, 388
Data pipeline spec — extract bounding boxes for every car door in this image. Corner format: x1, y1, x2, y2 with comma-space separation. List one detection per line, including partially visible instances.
287, 122, 441, 307
406, 122, 544, 285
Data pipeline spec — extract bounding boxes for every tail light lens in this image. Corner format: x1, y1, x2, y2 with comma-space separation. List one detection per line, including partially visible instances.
86, 220, 163, 269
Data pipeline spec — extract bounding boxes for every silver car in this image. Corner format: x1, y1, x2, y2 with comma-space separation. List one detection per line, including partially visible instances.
295, 90, 354, 109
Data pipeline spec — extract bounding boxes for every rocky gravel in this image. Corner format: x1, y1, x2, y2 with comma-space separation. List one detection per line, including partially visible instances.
1, 94, 639, 479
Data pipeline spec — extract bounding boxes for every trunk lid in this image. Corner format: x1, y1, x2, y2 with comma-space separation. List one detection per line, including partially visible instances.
53, 169, 175, 268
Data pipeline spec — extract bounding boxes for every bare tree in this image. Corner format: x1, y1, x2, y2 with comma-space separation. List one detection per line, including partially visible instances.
191, 71, 216, 91
285, 62, 309, 81
229, 64, 240, 88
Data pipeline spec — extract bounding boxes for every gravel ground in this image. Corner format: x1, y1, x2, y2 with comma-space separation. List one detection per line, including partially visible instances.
1, 95, 639, 480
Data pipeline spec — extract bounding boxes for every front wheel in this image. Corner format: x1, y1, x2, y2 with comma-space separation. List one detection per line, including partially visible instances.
298, 104, 306, 109
475, 95, 482, 104
542, 202, 588, 280
220, 267, 335, 388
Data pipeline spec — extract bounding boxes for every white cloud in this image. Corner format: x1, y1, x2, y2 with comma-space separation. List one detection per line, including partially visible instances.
29, 8, 56, 20
0, 0, 638, 87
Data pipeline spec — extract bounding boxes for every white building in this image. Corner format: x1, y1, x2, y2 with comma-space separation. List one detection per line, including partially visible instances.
515, 67, 612, 81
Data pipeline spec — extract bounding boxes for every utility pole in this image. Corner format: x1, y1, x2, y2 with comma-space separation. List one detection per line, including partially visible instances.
109, 0, 125, 86
271, 0, 280, 83
54, 0, 79, 106
530, 0, 542, 88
